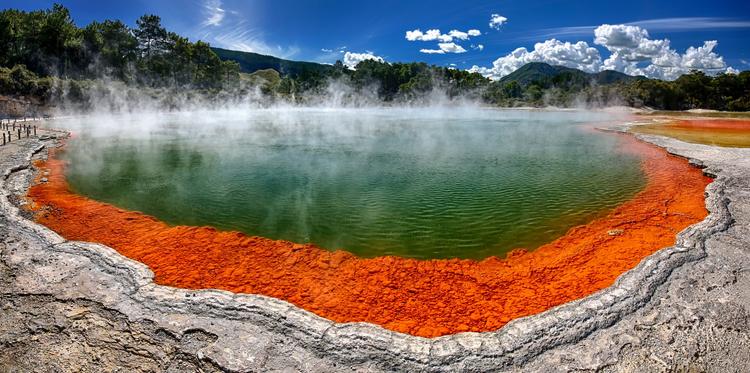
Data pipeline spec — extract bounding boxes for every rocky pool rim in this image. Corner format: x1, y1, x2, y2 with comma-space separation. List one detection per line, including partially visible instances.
0, 116, 738, 370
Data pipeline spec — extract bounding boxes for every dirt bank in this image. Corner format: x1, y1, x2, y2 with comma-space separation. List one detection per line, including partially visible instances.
26, 133, 710, 338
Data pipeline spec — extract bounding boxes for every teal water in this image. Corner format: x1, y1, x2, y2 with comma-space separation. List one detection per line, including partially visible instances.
60, 108, 645, 259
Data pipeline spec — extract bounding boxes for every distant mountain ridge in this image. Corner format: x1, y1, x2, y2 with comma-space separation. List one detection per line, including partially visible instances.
498, 62, 645, 86
212, 47, 644, 87
211, 47, 334, 77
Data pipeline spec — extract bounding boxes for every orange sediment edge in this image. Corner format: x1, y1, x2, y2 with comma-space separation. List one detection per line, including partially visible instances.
653, 118, 750, 134
669, 118, 750, 128
631, 118, 750, 147
26, 133, 711, 338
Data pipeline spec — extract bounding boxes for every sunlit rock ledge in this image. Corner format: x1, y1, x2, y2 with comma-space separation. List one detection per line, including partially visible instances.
1, 127, 749, 372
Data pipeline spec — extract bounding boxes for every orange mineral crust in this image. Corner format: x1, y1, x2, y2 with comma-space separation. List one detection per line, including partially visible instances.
27, 134, 710, 338
670, 119, 750, 130
633, 119, 750, 147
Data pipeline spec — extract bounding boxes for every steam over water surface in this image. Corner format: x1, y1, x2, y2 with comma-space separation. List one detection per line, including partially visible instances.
58, 108, 645, 259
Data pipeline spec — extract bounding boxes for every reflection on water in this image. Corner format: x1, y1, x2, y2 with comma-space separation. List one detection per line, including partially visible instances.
60, 108, 645, 259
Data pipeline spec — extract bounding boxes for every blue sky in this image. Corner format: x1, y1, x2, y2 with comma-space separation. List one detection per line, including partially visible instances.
5, 0, 750, 79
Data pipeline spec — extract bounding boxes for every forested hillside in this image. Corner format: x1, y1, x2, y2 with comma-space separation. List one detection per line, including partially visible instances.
0, 4, 748, 112
0, 4, 239, 101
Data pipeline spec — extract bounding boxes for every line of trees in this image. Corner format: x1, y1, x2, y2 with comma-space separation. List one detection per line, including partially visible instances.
263, 57, 750, 110
617, 71, 750, 111
348, 60, 488, 101
478, 69, 750, 110
0, 4, 239, 91
271, 59, 490, 103
0, 4, 748, 111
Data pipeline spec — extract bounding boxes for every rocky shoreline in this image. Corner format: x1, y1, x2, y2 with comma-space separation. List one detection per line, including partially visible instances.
1, 127, 749, 372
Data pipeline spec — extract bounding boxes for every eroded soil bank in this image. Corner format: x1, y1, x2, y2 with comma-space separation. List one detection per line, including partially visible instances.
26, 132, 710, 338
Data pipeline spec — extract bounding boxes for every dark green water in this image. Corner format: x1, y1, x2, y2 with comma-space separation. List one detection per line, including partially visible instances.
60, 108, 645, 259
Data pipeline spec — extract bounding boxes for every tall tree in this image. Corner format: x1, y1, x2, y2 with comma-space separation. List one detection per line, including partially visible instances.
134, 15, 168, 58
39, 4, 81, 75
82, 20, 137, 79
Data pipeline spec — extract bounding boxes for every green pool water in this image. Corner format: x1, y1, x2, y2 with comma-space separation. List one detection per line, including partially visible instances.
59, 108, 645, 259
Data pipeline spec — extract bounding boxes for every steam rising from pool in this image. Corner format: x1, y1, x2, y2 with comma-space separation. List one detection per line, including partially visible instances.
54, 108, 645, 259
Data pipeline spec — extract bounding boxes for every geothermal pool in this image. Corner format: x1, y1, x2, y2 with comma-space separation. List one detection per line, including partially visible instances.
57, 108, 645, 259
34, 109, 712, 337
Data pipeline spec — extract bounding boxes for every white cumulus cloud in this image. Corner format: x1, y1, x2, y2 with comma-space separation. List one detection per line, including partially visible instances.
405, 28, 481, 43
469, 23, 736, 80
448, 30, 472, 40
595, 24, 672, 63
405, 29, 422, 41
405, 29, 446, 42
489, 14, 508, 30
439, 42, 467, 53
420, 42, 468, 54
594, 24, 732, 80
407, 27, 482, 54
469, 39, 602, 79
594, 24, 648, 50
682, 40, 727, 70
343, 51, 385, 69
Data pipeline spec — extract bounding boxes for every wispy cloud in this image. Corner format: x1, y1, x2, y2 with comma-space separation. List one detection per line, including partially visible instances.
204, 20, 300, 58
629, 17, 750, 31
196, 3, 298, 59
505, 17, 750, 43
313, 46, 348, 63
201, 0, 225, 27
